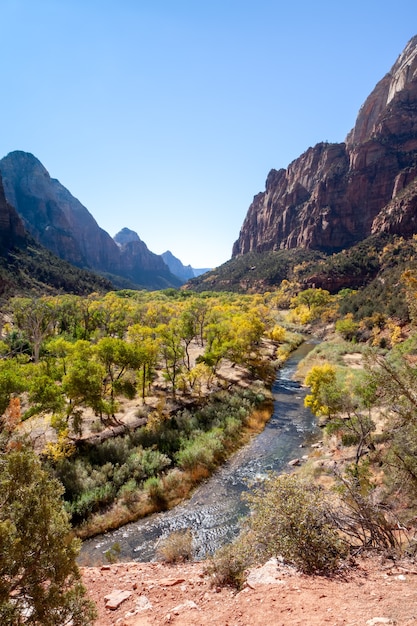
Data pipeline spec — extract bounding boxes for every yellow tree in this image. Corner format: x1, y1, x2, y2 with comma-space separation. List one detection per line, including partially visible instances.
127, 324, 160, 401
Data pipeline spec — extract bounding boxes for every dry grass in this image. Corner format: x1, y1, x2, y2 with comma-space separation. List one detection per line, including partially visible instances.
156, 529, 193, 563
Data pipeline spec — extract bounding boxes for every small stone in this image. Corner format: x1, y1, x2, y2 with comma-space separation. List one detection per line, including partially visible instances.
158, 578, 186, 587
288, 458, 300, 466
170, 600, 198, 614
366, 618, 395, 625
135, 595, 153, 611
104, 589, 132, 610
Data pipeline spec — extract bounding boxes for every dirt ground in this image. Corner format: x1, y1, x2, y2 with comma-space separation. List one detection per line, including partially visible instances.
81, 555, 417, 626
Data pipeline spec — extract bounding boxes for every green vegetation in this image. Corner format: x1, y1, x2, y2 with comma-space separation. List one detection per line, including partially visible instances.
187, 234, 417, 325
0, 444, 96, 625
207, 474, 347, 587
1, 289, 291, 536
0, 242, 112, 300
52, 388, 265, 531
186, 248, 324, 293
4, 232, 417, 598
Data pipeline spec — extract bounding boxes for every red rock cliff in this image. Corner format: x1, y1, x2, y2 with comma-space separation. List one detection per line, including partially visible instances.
233, 35, 417, 258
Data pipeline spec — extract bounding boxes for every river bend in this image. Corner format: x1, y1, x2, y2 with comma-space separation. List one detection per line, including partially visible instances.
79, 340, 319, 565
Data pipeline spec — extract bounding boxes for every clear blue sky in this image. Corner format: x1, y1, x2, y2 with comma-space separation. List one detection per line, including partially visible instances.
1, 1, 416, 268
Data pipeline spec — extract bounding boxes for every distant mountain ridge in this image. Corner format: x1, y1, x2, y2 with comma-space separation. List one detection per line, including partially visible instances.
0, 170, 113, 298
161, 250, 195, 281
232, 35, 417, 259
0, 152, 183, 290
112, 229, 209, 280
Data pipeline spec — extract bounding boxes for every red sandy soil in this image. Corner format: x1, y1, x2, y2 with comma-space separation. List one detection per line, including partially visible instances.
81, 555, 417, 626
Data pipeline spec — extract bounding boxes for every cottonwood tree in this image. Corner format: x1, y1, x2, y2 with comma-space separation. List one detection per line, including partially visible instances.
127, 324, 160, 401
158, 321, 185, 398
61, 340, 105, 431
95, 337, 140, 406
11, 297, 56, 362
304, 364, 377, 468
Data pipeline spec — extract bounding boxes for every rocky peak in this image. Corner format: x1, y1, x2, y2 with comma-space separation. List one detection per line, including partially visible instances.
114, 227, 141, 246
347, 35, 417, 146
233, 36, 417, 259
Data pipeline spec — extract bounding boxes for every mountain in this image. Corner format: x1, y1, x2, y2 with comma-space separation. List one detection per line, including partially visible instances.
0, 172, 113, 298
0, 152, 181, 290
0, 174, 26, 254
113, 227, 141, 247
192, 266, 212, 277
232, 35, 417, 258
161, 250, 195, 281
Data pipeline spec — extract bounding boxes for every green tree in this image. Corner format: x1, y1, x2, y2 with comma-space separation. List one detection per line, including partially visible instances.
0, 446, 97, 625
62, 341, 105, 431
95, 337, 140, 405
0, 359, 26, 419
158, 321, 185, 398
335, 314, 359, 341
305, 364, 377, 468
291, 288, 332, 311
127, 324, 160, 402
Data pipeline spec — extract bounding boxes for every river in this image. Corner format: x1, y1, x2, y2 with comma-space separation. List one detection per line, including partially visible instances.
79, 340, 319, 565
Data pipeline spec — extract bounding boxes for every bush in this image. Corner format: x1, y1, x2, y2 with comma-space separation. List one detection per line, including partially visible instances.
243, 474, 346, 574
0, 446, 97, 625
335, 315, 359, 341
205, 536, 253, 589
144, 476, 167, 509
176, 430, 225, 471
156, 529, 193, 563
209, 473, 346, 586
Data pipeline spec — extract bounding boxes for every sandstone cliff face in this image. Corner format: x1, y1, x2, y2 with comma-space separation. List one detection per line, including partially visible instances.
0, 173, 27, 253
0, 151, 120, 271
233, 35, 417, 258
0, 153, 180, 289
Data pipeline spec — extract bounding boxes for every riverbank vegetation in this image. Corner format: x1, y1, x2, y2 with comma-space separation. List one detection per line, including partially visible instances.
208, 267, 417, 586
0, 289, 304, 538
4, 257, 417, 606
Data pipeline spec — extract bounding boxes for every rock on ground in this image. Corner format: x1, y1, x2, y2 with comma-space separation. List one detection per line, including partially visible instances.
81, 556, 417, 625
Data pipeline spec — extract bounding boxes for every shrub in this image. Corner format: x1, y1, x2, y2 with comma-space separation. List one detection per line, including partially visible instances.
156, 529, 194, 563
176, 430, 225, 472
244, 473, 346, 574
144, 476, 167, 509
335, 315, 359, 341
205, 536, 254, 589
119, 479, 139, 505
105, 542, 121, 564
209, 473, 346, 586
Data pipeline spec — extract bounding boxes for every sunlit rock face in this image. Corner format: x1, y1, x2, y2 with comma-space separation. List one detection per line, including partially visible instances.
0, 152, 181, 289
233, 35, 417, 258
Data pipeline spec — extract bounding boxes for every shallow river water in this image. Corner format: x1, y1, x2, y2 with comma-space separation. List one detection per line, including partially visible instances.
79, 340, 319, 565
